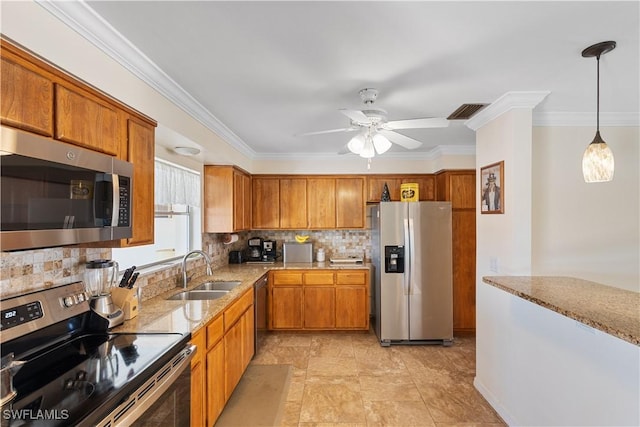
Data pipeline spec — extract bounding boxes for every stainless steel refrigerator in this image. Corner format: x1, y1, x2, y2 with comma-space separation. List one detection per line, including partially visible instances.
370, 202, 453, 346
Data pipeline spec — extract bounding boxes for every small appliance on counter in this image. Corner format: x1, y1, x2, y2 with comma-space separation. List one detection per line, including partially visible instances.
283, 242, 313, 263
244, 237, 279, 263
84, 259, 124, 329
229, 250, 244, 264
262, 239, 277, 261
246, 237, 264, 261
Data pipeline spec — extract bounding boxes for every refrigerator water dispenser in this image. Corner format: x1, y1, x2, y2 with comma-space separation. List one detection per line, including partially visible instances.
384, 246, 405, 273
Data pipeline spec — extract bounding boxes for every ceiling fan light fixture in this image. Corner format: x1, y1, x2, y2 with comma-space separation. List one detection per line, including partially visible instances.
347, 134, 365, 154
372, 133, 392, 154
359, 138, 375, 158
581, 40, 616, 183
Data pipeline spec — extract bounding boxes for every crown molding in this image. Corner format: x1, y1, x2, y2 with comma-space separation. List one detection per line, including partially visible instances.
533, 112, 640, 127
465, 91, 551, 131
254, 145, 476, 160
36, 0, 256, 158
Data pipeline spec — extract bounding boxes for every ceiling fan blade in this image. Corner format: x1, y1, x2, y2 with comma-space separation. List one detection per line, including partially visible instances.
339, 109, 369, 123
385, 117, 449, 130
296, 127, 358, 137
378, 130, 423, 150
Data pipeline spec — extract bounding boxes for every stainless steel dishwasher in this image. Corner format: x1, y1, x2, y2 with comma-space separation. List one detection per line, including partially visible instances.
254, 274, 268, 355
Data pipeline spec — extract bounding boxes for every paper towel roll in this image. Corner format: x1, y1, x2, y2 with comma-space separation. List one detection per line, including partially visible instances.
223, 233, 239, 244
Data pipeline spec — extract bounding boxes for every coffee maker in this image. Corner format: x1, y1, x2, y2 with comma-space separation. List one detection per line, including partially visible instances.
262, 240, 277, 261
84, 259, 124, 329
246, 237, 264, 261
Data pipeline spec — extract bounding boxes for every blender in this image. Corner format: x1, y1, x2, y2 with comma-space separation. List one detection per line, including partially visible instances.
84, 259, 124, 329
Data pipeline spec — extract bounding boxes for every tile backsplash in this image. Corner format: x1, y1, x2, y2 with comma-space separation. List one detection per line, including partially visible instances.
1, 229, 372, 301
0, 246, 111, 299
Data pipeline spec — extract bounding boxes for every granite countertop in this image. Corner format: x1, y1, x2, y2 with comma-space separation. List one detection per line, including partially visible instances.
112, 262, 371, 336
483, 276, 640, 346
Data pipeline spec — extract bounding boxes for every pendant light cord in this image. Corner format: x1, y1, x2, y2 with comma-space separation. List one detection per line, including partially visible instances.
596, 53, 600, 132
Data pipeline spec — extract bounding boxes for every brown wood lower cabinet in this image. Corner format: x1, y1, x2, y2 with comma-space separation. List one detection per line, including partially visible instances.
190, 287, 254, 427
269, 269, 369, 331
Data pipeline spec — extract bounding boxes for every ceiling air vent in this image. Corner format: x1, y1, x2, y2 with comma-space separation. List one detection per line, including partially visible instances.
447, 103, 488, 120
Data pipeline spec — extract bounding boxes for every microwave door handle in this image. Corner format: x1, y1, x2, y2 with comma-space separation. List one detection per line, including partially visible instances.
111, 174, 120, 226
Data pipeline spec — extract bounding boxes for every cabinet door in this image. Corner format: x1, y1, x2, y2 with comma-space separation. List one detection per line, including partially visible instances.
190, 330, 206, 427
252, 177, 280, 229
242, 307, 255, 369
232, 170, 251, 231
271, 287, 303, 329
242, 173, 252, 230
367, 177, 402, 202
336, 287, 368, 329
1, 56, 53, 136
206, 340, 225, 425
55, 84, 119, 156
450, 174, 476, 209
453, 210, 476, 330
304, 287, 335, 329
280, 178, 307, 228
307, 178, 336, 229
125, 119, 155, 246
224, 319, 243, 401
403, 176, 436, 201
336, 178, 365, 228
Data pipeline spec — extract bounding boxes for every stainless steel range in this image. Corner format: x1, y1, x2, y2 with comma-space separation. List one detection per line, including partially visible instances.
0, 282, 195, 426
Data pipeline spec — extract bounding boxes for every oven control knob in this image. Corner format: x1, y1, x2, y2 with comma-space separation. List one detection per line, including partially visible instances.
63, 296, 75, 307
76, 293, 85, 302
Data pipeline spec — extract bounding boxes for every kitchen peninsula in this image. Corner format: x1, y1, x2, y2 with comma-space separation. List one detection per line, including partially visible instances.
476, 276, 640, 426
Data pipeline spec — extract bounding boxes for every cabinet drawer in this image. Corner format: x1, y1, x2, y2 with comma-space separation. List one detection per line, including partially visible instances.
224, 288, 253, 330
336, 271, 367, 285
304, 272, 334, 285
206, 315, 224, 349
272, 272, 303, 286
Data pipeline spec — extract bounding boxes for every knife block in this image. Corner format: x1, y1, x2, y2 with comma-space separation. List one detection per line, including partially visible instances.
111, 287, 139, 320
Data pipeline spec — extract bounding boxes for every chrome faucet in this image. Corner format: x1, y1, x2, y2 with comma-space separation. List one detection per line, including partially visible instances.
182, 250, 213, 289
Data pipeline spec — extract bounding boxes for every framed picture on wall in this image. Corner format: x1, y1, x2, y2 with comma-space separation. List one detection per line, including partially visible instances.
480, 161, 504, 214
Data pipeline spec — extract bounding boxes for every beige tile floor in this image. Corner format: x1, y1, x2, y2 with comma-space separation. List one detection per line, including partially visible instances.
251, 330, 506, 427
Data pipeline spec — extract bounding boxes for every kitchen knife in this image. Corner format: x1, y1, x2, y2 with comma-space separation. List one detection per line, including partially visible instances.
127, 272, 140, 289
119, 266, 136, 287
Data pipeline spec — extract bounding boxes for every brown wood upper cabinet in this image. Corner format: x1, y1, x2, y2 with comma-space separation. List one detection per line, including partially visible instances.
280, 178, 307, 229
125, 119, 155, 246
55, 84, 120, 156
253, 175, 365, 230
1, 53, 53, 136
252, 177, 280, 229
367, 174, 436, 202
204, 165, 252, 232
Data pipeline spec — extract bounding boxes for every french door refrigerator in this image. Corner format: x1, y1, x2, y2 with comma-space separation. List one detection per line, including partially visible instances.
370, 201, 453, 346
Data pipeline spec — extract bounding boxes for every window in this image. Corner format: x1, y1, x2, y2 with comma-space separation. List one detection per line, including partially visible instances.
113, 159, 201, 268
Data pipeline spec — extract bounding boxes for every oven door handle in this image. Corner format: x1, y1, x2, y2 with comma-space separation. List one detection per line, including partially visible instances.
94, 344, 196, 427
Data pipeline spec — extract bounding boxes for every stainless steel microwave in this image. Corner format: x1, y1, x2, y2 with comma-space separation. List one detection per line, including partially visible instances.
0, 127, 133, 251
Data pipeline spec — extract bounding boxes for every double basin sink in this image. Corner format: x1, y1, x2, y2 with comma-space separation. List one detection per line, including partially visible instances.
167, 281, 242, 301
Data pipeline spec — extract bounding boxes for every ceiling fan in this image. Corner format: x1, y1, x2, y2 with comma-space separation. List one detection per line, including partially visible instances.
298, 88, 449, 158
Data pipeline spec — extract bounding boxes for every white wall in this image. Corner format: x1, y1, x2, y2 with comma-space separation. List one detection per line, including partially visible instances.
474, 104, 640, 425
532, 126, 639, 291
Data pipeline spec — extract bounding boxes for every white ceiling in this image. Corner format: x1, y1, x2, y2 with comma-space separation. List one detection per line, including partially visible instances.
55, 1, 640, 159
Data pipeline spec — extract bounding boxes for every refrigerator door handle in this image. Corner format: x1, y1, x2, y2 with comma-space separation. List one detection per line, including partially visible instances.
408, 217, 416, 295
403, 217, 411, 295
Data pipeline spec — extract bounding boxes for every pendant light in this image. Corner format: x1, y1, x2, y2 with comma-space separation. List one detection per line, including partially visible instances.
581, 41, 616, 183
